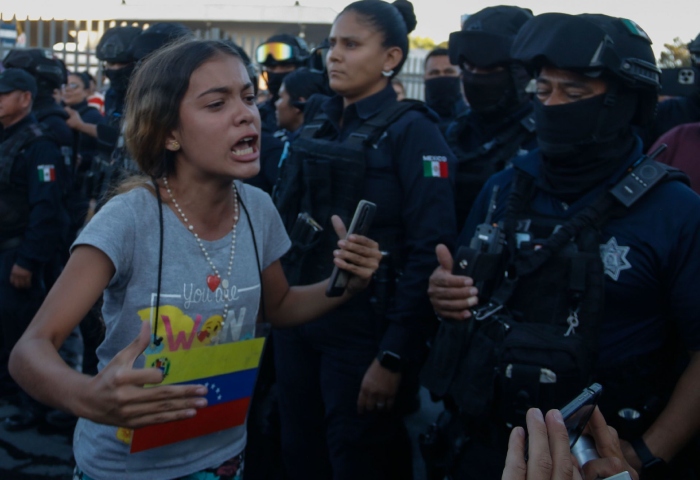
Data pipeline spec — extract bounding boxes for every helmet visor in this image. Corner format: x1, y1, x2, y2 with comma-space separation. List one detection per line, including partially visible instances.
256, 42, 294, 64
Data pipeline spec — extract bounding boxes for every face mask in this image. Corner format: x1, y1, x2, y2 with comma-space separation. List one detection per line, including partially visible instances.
461, 69, 513, 114
534, 90, 638, 159
424, 76, 463, 118
104, 64, 135, 94
265, 71, 289, 98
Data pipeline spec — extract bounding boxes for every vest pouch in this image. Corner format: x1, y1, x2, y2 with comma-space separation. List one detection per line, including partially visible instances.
497, 322, 593, 427
421, 315, 508, 417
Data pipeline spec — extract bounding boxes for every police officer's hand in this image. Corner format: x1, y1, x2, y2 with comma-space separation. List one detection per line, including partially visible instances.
64, 106, 84, 130
331, 215, 382, 295
10, 264, 32, 289
428, 244, 478, 320
79, 321, 209, 429
357, 358, 401, 414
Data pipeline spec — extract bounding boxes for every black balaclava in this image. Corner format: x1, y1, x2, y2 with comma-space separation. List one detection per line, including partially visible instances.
265, 71, 289, 99
424, 76, 463, 118
461, 64, 530, 122
105, 63, 135, 94
535, 85, 639, 202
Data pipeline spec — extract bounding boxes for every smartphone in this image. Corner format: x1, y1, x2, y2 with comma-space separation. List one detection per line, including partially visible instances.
561, 383, 603, 448
660, 67, 699, 97
325, 200, 377, 297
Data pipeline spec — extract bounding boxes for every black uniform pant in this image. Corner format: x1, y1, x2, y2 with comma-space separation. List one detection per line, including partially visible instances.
0, 247, 45, 394
273, 323, 413, 480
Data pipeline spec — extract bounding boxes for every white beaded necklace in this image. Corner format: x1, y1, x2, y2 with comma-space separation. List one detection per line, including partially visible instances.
163, 177, 238, 321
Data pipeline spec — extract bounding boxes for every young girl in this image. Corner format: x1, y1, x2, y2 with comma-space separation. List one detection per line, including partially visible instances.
9, 39, 382, 480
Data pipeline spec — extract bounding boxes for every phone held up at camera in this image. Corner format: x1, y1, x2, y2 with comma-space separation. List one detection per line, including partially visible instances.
325, 200, 377, 297
562, 383, 603, 449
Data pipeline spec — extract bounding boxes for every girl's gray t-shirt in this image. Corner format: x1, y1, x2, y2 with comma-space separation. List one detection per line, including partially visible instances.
71, 182, 290, 480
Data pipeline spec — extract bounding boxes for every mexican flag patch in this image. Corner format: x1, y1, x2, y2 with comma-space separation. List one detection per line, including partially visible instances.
423, 155, 449, 178
37, 165, 56, 182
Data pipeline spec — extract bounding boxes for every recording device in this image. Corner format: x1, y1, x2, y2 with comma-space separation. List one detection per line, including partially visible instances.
609, 145, 668, 208
660, 67, 699, 97
289, 212, 324, 246
452, 186, 505, 295
562, 383, 603, 452
325, 200, 377, 297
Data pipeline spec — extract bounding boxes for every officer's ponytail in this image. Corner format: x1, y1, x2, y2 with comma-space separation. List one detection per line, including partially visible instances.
340, 0, 417, 77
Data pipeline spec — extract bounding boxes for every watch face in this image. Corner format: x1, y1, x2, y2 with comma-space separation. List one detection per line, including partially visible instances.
380, 351, 402, 372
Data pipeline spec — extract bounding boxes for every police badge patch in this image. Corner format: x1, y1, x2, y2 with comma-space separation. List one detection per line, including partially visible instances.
600, 237, 632, 281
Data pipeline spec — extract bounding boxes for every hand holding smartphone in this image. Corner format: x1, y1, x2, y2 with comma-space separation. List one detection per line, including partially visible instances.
325, 200, 377, 297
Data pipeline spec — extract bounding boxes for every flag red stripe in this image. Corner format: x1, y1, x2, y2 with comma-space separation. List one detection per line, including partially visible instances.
439, 161, 449, 178
130, 397, 250, 453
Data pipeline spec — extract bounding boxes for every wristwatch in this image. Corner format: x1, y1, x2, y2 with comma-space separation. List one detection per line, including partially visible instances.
630, 437, 667, 478
377, 350, 402, 373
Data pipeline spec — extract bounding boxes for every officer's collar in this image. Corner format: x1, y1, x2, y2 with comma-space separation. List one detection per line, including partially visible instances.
323, 82, 396, 125
1, 113, 36, 142
513, 135, 645, 201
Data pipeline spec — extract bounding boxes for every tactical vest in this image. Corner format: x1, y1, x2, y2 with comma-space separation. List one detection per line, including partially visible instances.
422, 159, 690, 431
0, 122, 52, 236
274, 99, 430, 286
448, 111, 536, 227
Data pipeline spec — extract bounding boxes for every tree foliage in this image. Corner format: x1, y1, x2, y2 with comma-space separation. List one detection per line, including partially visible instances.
658, 37, 692, 68
409, 35, 435, 50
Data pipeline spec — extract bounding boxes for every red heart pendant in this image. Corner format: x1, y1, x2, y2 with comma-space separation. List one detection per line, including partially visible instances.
206, 275, 220, 292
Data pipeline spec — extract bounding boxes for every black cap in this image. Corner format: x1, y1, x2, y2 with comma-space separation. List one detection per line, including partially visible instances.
511, 13, 660, 91
689, 32, 700, 55
0, 68, 38, 98
448, 6, 533, 67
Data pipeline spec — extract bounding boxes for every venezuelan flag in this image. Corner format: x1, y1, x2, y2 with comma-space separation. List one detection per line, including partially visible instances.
130, 337, 265, 453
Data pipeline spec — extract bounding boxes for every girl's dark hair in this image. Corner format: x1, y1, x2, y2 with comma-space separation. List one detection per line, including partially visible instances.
283, 67, 330, 108
340, 0, 417, 77
124, 39, 242, 178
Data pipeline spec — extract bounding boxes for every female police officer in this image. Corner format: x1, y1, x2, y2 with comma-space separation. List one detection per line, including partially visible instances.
272, 1, 457, 478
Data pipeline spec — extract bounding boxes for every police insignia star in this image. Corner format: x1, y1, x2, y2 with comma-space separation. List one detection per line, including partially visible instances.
600, 237, 632, 281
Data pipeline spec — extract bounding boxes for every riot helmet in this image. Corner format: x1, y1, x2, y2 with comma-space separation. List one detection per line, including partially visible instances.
689, 32, 700, 66
132, 22, 192, 62
256, 34, 310, 67
256, 34, 310, 98
449, 6, 533, 68
511, 13, 660, 126
3, 48, 67, 91
448, 6, 533, 118
96, 26, 141, 64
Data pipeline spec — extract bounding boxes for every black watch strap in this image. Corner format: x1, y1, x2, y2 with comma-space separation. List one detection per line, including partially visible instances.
631, 437, 665, 470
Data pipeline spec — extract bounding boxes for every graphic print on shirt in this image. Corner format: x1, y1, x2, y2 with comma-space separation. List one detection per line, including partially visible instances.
127, 279, 264, 453
600, 236, 632, 281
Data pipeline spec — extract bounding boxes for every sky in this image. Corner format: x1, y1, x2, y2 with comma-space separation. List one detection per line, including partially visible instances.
2, 0, 698, 57
310, 0, 700, 57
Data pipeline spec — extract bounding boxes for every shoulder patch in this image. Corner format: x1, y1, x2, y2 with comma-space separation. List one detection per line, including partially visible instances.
37, 164, 56, 182
423, 155, 449, 178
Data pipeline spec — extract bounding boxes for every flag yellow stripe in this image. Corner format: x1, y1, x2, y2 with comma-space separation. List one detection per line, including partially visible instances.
144, 337, 265, 385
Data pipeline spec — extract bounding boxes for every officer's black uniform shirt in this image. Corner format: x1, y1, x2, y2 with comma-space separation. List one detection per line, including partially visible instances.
459, 139, 700, 365
33, 95, 73, 149
258, 99, 278, 134
316, 84, 457, 360
71, 100, 106, 170
645, 94, 700, 148
96, 88, 125, 153
0, 114, 68, 272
